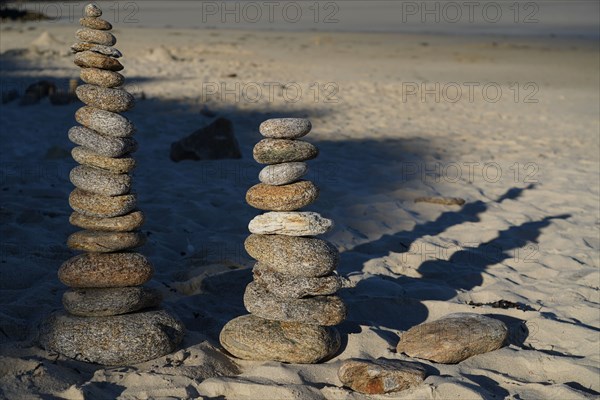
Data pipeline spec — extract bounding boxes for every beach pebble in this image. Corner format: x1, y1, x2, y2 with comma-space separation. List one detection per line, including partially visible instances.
253, 263, 345, 298
71, 42, 95, 53
70, 165, 131, 196
89, 44, 122, 58
396, 313, 508, 364
63, 287, 162, 317
58, 252, 153, 288
76, 84, 134, 113
69, 210, 144, 232
85, 3, 102, 17
69, 188, 136, 218
258, 162, 307, 185
68, 125, 137, 157
246, 181, 319, 211
244, 282, 346, 325
245, 234, 338, 277
249, 211, 333, 236
338, 359, 426, 395
220, 314, 340, 364
80, 68, 124, 88
67, 230, 146, 252
253, 139, 318, 164
39, 309, 184, 365
79, 17, 112, 30
259, 118, 312, 139
76, 28, 116, 46
72, 147, 135, 174
74, 51, 123, 71
75, 106, 134, 137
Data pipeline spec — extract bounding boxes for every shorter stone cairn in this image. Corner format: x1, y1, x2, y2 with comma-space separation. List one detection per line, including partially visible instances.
39, 3, 183, 366
220, 118, 347, 364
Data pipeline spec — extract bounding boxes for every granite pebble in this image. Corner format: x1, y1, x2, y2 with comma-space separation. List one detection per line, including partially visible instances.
338, 359, 426, 395
246, 181, 318, 211
63, 287, 162, 317
85, 3, 102, 17
67, 230, 146, 252
253, 138, 318, 164
71, 42, 95, 53
259, 118, 312, 139
244, 282, 346, 325
76, 84, 134, 113
74, 51, 123, 71
245, 234, 339, 277
253, 263, 345, 298
69, 210, 144, 232
80, 68, 125, 88
258, 162, 307, 185
76, 28, 116, 46
79, 17, 112, 30
68, 125, 137, 157
220, 314, 340, 363
71, 146, 135, 174
249, 211, 333, 236
70, 165, 131, 196
39, 309, 184, 365
75, 106, 134, 137
58, 252, 153, 288
69, 188, 137, 218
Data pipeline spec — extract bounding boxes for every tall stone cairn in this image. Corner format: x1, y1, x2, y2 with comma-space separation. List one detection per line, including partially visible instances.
39, 3, 184, 366
220, 118, 347, 364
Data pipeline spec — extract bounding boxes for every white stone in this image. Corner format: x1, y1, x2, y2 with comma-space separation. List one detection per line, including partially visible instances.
249, 211, 333, 236
258, 162, 307, 185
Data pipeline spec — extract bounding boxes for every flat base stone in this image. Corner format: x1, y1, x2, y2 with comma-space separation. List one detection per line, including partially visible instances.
220, 314, 340, 364
39, 309, 184, 365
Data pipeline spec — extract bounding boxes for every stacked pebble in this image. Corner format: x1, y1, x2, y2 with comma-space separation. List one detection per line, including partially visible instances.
220, 118, 347, 364
39, 4, 183, 366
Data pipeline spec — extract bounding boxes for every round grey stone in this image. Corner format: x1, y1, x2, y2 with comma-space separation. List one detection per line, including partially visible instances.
63, 287, 162, 317
244, 282, 346, 326
68, 125, 137, 157
253, 263, 345, 298
253, 139, 318, 164
245, 234, 339, 277
70, 165, 131, 196
75, 106, 134, 137
89, 44, 122, 58
76, 84, 134, 113
248, 211, 333, 236
220, 314, 340, 364
80, 68, 125, 88
259, 118, 312, 139
258, 162, 307, 185
39, 309, 184, 365
67, 230, 146, 252
85, 3, 102, 17
76, 28, 116, 46
79, 17, 112, 30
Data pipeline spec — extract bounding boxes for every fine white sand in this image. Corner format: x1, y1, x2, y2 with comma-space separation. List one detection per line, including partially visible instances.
0, 18, 599, 400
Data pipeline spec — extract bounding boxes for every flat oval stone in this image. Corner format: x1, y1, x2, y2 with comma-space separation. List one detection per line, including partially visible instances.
259, 118, 312, 139
67, 230, 146, 252
338, 359, 426, 395
258, 162, 307, 186
253, 139, 318, 164
72, 147, 135, 174
80, 68, 124, 88
76, 28, 116, 46
75, 106, 134, 137
68, 126, 137, 157
85, 3, 102, 17
74, 51, 123, 71
70, 165, 131, 196
245, 234, 338, 277
76, 84, 134, 113
63, 287, 162, 317
246, 181, 318, 211
244, 282, 346, 325
396, 313, 508, 364
90, 44, 121, 58
79, 17, 112, 30
249, 211, 333, 236
39, 309, 184, 365
253, 263, 344, 298
71, 42, 95, 53
220, 314, 340, 363
58, 252, 153, 288
69, 188, 136, 218
70, 210, 144, 232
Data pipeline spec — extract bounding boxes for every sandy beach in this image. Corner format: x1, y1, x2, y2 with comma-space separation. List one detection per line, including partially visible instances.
0, 2, 599, 399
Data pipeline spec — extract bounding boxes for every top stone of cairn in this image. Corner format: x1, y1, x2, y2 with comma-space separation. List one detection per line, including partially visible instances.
85, 3, 102, 17
259, 118, 312, 139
